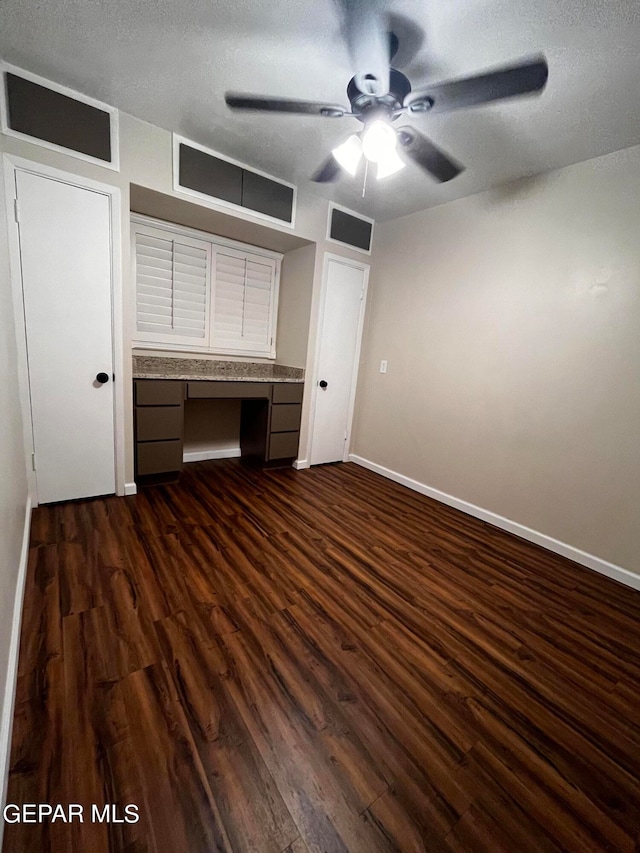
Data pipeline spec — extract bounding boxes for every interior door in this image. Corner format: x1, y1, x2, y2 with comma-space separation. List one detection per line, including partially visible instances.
310, 257, 367, 465
16, 169, 116, 503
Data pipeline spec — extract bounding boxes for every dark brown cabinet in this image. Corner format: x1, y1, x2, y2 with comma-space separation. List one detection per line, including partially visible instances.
134, 379, 304, 484
134, 380, 185, 485
267, 385, 302, 461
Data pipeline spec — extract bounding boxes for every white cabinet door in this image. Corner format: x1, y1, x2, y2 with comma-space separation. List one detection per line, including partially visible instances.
17, 170, 116, 503
212, 246, 278, 357
133, 224, 212, 347
310, 257, 368, 465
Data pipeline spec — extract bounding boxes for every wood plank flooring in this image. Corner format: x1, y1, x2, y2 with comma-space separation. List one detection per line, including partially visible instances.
4, 459, 640, 853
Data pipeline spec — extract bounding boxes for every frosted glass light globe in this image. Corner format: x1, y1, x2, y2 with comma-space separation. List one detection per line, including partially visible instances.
362, 120, 397, 163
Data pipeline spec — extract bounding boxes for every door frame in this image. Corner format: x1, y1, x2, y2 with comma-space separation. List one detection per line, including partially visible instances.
308, 251, 370, 466
3, 154, 125, 505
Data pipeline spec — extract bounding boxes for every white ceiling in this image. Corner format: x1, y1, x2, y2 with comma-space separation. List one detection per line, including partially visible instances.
2, 0, 640, 221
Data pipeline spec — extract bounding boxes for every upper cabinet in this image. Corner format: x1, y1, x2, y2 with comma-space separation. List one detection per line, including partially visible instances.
174, 136, 296, 227
133, 218, 280, 358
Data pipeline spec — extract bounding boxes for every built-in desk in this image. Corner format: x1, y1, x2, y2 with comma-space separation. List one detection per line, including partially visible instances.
133, 357, 304, 485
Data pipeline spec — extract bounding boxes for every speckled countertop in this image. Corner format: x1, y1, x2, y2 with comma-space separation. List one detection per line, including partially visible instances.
133, 355, 304, 383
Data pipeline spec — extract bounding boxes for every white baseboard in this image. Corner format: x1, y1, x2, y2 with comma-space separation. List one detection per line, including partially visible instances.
293, 459, 309, 470
0, 497, 32, 843
124, 482, 137, 496
183, 447, 241, 463
348, 454, 640, 591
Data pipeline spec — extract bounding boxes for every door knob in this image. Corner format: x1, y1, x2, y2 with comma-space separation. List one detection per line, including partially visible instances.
319, 380, 328, 389
96, 372, 110, 384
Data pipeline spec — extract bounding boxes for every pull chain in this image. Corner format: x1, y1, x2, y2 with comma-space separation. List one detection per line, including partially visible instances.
362, 159, 369, 198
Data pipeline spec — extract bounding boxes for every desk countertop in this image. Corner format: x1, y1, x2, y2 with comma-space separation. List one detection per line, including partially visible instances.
132, 355, 304, 383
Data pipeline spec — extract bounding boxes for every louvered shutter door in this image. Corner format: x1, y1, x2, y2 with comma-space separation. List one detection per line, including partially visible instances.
134, 227, 210, 345
212, 248, 277, 355
135, 232, 173, 334
172, 240, 208, 337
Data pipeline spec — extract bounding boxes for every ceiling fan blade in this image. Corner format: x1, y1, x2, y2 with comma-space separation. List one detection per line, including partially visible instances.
406, 56, 548, 114
225, 93, 348, 117
311, 155, 344, 183
396, 127, 464, 183
339, 0, 390, 96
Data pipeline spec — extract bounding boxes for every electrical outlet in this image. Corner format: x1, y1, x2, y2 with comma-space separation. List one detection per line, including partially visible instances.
380, 360, 388, 374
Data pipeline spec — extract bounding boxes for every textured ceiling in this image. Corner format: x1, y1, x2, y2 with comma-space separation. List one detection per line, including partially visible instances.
2, 0, 640, 221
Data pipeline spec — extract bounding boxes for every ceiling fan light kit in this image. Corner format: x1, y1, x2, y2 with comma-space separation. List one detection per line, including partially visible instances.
361, 120, 396, 163
332, 121, 407, 181
375, 146, 405, 179
332, 134, 364, 176
225, 2, 549, 192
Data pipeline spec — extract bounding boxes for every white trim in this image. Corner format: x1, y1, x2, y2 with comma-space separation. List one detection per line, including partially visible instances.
0, 496, 32, 847
124, 482, 138, 496
326, 201, 374, 256
172, 134, 296, 230
293, 458, 309, 470
3, 158, 37, 504
0, 63, 120, 172
309, 252, 369, 466
3, 154, 126, 500
183, 448, 241, 463
348, 454, 640, 591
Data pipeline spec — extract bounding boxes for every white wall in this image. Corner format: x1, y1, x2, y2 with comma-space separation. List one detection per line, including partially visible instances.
353, 144, 640, 577
0, 156, 29, 822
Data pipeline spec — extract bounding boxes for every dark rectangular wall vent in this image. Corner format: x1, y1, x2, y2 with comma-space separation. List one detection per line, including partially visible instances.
178, 144, 242, 206
329, 207, 373, 252
177, 140, 295, 224
241, 169, 294, 223
5, 73, 113, 163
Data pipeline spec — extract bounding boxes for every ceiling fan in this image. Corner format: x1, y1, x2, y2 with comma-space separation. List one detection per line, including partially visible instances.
224, 1, 548, 186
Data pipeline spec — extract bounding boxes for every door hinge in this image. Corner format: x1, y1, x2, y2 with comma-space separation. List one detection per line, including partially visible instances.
31, 453, 36, 471
13, 198, 20, 223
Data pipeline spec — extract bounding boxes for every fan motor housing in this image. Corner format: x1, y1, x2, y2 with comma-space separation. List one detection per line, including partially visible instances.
347, 68, 411, 121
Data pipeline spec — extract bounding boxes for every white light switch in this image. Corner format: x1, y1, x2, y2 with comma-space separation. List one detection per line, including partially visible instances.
380, 360, 388, 374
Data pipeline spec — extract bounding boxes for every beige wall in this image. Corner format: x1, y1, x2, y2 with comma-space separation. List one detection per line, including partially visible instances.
352, 144, 640, 575
0, 159, 29, 807
277, 244, 317, 369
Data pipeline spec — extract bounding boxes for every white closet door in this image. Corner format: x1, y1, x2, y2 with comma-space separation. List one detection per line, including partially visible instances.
16, 170, 116, 503
310, 257, 368, 466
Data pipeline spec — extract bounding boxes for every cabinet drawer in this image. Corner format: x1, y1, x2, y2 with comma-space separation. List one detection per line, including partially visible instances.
135, 380, 184, 406
268, 431, 299, 460
270, 403, 302, 433
187, 381, 271, 399
136, 406, 183, 441
136, 440, 183, 475
272, 383, 303, 404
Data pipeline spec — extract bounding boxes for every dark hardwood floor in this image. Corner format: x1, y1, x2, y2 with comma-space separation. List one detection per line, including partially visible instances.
4, 459, 640, 853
